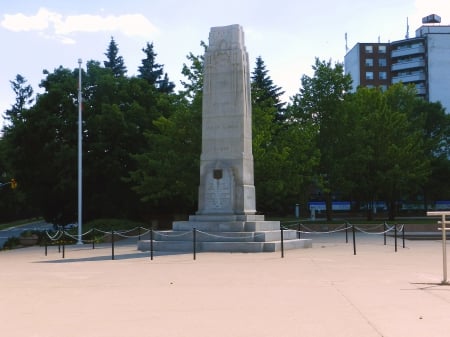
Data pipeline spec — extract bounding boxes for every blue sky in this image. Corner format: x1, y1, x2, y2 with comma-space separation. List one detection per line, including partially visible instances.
1, 0, 449, 129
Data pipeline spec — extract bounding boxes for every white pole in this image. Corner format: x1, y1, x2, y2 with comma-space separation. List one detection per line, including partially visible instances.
427, 211, 450, 284
441, 213, 447, 283
77, 59, 83, 245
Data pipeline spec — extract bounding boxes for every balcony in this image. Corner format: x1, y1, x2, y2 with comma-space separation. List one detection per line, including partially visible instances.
391, 59, 425, 72
391, 45, 425, 58
392, 72, 426, 84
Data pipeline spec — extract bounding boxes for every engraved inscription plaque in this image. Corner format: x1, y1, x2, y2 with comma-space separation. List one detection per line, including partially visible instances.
205, 168, 233, 212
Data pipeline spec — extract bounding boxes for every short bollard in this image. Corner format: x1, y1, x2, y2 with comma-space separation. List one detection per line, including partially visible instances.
45, 241, 48, 256
402, 225, 405, 248
394, 224, 398, 252
352, 225, 356, 255
345, 223, 349, 243
383, 222, 387, 245
280, 226, 285, 258
111, 229, 115, 260
62, 238, 65, 259
150, 229, 154, 260
193, 228, 197, 260
297, 223, 301, 239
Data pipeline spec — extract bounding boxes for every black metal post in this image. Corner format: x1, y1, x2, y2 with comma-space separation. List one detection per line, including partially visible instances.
352, 224, 356, 255
138, 226, 141, 240
345, 223, 349, 243
150, 229, 154, 260
297, 223, 301, 239
281, 226, 284, 258
383, 222, 387, 245
111, 228, 115, 260
394, 224, 398, 252
193, 228, 196, 260
402, 224, 405, 248
92, 228, 95, 249
62, 236, 65, 259
45, 240, 47, 256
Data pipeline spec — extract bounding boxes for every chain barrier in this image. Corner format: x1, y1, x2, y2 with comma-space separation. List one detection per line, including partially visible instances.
283, 221, 407, 255
41, 221, 407, 259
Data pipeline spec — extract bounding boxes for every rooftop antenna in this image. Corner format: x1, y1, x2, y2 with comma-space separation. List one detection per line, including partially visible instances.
345, 32, 348, 53
405, 17, 409, 39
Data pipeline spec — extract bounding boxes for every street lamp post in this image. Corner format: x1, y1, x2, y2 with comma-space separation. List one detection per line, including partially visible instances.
77, 59, 83, 245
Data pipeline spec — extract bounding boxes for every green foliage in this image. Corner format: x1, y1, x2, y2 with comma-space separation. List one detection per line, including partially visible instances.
251, 56, 285, 116
180, 41, 206, 101
138, 42, 175, 93
84, 218, 146, 231
289, 58, 352, 219
129, 97, 201, 213
251, 56, 319, 214
327, 85, 431, 219
103, 37, 127, 77
1, 39, 449, 224
5, 74, 34, 124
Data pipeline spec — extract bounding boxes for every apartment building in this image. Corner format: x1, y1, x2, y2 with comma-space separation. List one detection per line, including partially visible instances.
345, 15, 450, 112
345, 42, 391, 91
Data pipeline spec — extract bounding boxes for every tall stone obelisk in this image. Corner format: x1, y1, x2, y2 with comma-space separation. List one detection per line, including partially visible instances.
196, 24, 256, 216
138, 24, 312, 251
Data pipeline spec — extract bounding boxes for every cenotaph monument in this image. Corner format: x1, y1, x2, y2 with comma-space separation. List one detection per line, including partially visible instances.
138, 24, 311, 252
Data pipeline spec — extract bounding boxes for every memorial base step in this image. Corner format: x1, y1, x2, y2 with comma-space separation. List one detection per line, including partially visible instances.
137, 238, 312, 253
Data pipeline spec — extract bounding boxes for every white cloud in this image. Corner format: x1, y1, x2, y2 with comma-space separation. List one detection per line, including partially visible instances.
1, 7, 158, 43
1, 8, 57, 32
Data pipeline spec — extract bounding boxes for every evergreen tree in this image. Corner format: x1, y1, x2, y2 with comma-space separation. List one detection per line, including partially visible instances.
5, 74, 34, 124
251, 56, 286, 120
158, 72, 175, 94
104, 37, 127, 77
138, 42, 175, 93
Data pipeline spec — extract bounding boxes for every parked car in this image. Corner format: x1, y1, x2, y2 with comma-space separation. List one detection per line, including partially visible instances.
52, 223, 78, 230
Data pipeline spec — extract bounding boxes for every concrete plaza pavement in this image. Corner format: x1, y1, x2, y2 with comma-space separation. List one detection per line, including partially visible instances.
1, 233, 449, 337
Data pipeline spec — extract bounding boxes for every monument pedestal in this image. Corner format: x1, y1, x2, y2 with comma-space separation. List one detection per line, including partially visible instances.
137, 215, 312, 253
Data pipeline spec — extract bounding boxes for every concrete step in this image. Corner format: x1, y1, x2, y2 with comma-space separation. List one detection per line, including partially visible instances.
173, 220, 281, 232
137, 238, 312, 253
145, 229, 299, 242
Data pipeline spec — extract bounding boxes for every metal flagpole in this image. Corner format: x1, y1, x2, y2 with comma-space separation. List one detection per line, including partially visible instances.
77, 59, 83, 245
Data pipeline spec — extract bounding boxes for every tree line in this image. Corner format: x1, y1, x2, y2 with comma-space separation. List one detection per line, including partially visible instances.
1, 38, 449, 225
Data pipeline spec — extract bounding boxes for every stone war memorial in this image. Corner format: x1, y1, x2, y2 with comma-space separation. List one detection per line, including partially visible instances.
138, 24, 311, 252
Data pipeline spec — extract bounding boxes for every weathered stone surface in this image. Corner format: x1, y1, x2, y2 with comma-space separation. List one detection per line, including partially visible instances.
138, 24, 311, 252
197, 24, 255, 216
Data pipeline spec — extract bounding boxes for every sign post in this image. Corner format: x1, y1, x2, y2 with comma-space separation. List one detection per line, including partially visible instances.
427, 211, 450, 284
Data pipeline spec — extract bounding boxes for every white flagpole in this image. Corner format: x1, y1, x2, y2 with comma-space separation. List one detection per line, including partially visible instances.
77, 59, 83, 245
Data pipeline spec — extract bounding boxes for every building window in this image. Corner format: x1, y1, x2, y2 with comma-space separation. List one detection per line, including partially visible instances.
378, 45, 387, 53
378, 58, 387, 67
366, 72, 374, 80
379, 85, 388, 91
379, 72, 387, 80
365, 58, 373, 67
365, 45, 373, 53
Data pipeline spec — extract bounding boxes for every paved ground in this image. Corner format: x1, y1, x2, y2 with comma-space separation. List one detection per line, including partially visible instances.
1, 233, 449, 337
